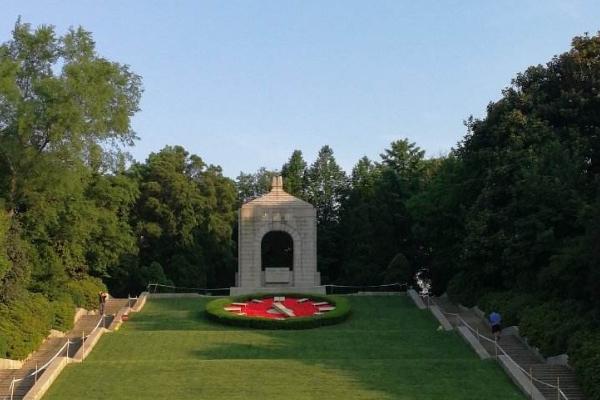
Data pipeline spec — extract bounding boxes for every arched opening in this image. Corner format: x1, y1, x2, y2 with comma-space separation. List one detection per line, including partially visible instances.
261, 231, 294, 270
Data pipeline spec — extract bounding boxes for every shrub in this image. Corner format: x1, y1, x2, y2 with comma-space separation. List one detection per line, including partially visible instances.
0, 292, 53, 359
0, 333, 7, 358
519, 301, 590, 356
206, 293, 351, 330
569, 330, 600, 400
51, 296, 76, 332
477, 291, 539, 327
446, 272, 483, 307
66, 276, 106, 310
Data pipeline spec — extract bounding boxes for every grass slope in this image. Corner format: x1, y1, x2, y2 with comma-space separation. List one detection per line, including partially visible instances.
44, 296, 524, 400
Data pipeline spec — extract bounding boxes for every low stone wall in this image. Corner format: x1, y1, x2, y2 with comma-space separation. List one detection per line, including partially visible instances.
147, 292, 203, 299
457, 326, 490, 359
407, 289, 426, 309
429, 305, 453, 331
131, 292, 148, 312
108, 307, 130, 331
230, 286, 325, 296
498, 355, 545, 400
0, 358, 22, 369
72, 327, 108, 363
349, 291, 404, 296
547, 354, 569, 366
22, 357, 68, 400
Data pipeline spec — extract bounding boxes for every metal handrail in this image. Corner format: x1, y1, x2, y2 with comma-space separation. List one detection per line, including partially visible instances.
442, 310, 569, 400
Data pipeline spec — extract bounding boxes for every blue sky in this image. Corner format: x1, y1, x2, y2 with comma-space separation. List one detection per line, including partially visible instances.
2, 1, 600, 177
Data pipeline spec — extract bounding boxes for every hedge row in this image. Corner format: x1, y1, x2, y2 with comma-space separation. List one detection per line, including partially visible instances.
457, 287, 600, 400
205, 293, 351, 329
0, 277, 105, 360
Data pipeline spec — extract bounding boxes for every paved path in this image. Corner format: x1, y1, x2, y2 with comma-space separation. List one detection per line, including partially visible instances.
0, 298, 129, 400
433, 296, 586, 400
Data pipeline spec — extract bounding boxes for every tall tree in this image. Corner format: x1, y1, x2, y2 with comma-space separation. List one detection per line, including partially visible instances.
304, 145, 348, 282
130, 146, 237, 292
281, 150, 307, 198
0, 20, 142, 295
0, 20, 141, 359
305, 145, 348, 225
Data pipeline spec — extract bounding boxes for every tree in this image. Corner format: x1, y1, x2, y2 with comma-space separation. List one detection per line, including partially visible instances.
304, 146, 348, 282
130, 146, 237, 290
0, 21, 142, 218
305, 146, 348, 225
235, 167, 278, 203
0, 20, 141, 359
281, 150, 307, 198
0, 20, 142, 295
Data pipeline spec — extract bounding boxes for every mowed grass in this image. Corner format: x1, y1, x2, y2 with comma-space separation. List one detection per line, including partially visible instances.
43, 296, 525, 400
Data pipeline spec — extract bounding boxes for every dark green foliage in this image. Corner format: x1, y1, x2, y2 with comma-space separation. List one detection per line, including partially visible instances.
0, 276, 102, 359
205, 293, 351, 329
51, 297, 76, 332
569, 331, 600, 400
131, 146, 237, 291
382, 253, 412, 284
446, 272, 483, 308
0, 292, 53, 359
477, 291, 539, 328
0, 20, 138, 360
519, 302, 590, 357
281, 150, 307, 198
236, 167, 278, 203
304, 146, 348, 282
65, 277, 106, 309
404, 33, 600, 398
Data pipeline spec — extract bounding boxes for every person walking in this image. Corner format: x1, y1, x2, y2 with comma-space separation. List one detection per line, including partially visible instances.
489, 311, 502, 341
98, 291, 108, 315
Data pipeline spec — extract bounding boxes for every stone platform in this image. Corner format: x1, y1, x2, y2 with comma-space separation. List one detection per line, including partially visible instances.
230, 286, 326, 296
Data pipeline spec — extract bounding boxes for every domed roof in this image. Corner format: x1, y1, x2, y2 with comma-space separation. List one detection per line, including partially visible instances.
242, 176, 314, 209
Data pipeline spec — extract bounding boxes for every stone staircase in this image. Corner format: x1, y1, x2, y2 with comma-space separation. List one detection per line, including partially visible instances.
0, 298, 131, 400
434, 297, 586, 400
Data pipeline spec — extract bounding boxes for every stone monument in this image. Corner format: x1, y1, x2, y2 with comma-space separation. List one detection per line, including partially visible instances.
231, 176, 324, 295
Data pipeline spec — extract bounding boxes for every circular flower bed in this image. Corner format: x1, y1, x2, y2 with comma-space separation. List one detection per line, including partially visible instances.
205, 293, 351, 329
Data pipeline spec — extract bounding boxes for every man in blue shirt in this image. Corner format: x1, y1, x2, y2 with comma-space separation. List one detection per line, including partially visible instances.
489, 311, 502, 341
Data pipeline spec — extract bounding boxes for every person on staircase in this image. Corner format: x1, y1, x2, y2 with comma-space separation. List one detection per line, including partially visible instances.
489, 311, 502, 341
98, 291, 108, 315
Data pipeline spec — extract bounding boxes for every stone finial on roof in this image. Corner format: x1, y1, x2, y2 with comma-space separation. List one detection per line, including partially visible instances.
271, 175, 284, 191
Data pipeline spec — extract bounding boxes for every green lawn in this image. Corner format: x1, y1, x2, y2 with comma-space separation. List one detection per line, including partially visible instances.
43, 296, 524, 400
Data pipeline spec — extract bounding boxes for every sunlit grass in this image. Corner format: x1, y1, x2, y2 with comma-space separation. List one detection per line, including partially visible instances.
43, 296, 525, 400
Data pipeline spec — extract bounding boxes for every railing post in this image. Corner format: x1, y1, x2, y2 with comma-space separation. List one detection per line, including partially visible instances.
66, 339, 70, 363
35, 362, 38, 383
10, 377, 15, 400
495, 340, 498, 359
82, 331, 85, 362
529, 367, 533, 399
557, 376, 560, 400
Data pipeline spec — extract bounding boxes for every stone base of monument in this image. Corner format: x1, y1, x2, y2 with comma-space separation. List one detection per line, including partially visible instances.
230, 286, 326, 295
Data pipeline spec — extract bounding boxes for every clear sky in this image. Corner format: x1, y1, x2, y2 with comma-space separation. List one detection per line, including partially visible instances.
2, 1, 600, 177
